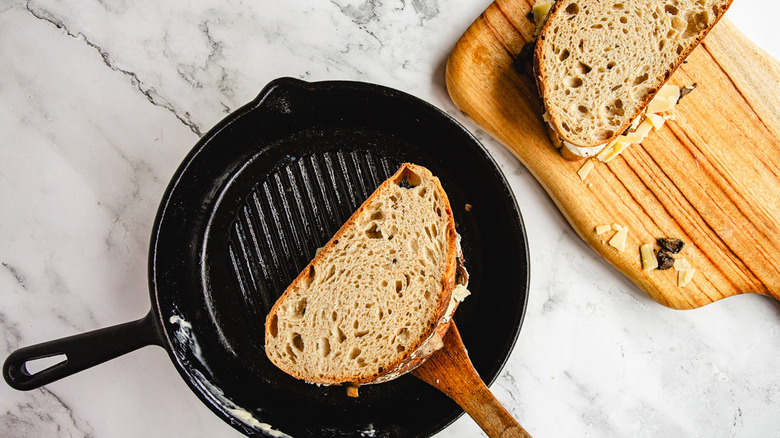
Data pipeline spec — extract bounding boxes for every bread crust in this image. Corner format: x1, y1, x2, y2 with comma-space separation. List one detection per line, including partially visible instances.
264, 163, 460, 385
533, 0, 734, 150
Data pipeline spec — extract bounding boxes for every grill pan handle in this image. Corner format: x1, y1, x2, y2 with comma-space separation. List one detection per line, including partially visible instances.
3, 311, 163, 391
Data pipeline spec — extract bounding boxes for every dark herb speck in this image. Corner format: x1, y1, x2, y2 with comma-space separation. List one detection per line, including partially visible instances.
657, 238, 685, 254
678, 84, 697, 102
656, 250, 675, 270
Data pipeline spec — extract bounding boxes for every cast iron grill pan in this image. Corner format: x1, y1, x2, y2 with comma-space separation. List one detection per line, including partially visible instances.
4, 78, 529, 438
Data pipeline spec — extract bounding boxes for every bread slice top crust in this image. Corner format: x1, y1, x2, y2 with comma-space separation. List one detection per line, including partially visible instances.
534, 0, 733, 148
264, 163, 459, 385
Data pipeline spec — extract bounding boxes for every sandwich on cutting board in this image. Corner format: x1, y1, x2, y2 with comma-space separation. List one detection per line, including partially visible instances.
532, 0, 733, 160
264, 163, 469, 393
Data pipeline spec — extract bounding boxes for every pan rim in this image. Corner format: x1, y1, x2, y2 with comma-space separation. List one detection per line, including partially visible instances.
148, 77, 530, 437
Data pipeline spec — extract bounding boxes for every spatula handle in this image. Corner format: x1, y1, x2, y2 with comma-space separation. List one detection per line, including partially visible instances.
413, 323, 531, 437
456, 375, 530, 437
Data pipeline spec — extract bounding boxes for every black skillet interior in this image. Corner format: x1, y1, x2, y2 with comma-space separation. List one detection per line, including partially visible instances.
151, 78, 529, 437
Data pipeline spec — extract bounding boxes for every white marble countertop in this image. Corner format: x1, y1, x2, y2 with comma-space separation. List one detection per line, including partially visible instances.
1, 1, 779, 437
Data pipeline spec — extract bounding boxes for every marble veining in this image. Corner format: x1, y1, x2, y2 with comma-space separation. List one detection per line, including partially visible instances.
0, 387, 94, 438
24, 1, 205, 137
2, 0, 780, 437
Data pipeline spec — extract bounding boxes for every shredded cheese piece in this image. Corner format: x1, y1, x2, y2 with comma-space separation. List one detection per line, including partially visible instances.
622, 119, 654, 143
609, 226, 628, 251
673, 257, 695, 287
647, 85, 681, 114
646, 113, 665, 130
674, 258, 691, 271
578, 160, 595, 180
598, 140, 631, 163
678, 268, 696, 287
640, 244, 658, 270
452, 284, 471, 302
533, 1, 554, 30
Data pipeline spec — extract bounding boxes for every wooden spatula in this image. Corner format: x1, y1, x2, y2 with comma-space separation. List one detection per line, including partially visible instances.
412, 323, 531, 437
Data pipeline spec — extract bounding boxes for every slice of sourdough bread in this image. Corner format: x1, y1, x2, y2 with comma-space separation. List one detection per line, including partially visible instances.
265, 163, 466, 386
534, 0, 733, 149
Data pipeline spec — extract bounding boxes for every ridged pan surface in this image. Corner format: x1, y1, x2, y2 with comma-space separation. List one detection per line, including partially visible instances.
150, 78, 529, 437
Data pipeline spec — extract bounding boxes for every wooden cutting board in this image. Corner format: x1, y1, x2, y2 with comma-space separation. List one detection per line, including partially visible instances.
446, 0, 780, 309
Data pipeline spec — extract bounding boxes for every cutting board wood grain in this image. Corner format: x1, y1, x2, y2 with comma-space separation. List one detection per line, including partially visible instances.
446, 0, 780, 309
